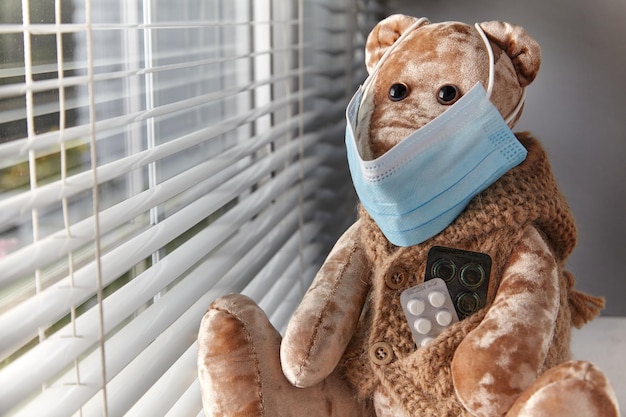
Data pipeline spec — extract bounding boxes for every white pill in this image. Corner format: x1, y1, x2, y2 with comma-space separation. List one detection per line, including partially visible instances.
407, 299, 425, 316
428, 291, 446, 308
414, 318, 432, 334
436, 310, 453, 326
420, 337, 434, 347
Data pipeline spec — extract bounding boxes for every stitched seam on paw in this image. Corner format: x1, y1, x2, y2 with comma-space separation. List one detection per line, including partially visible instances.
213, 305, 266, 416
294, 244, 360, 381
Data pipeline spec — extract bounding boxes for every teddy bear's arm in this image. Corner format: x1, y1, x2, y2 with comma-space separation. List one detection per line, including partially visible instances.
281, 220, 371, 388
451, 225, 560, 417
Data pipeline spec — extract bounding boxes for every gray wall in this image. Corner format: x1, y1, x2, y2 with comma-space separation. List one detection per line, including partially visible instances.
386, 0, 626, 316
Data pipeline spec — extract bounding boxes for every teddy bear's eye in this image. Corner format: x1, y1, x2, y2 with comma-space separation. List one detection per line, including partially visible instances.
437, 85, 461, 105
388, 83, 410, 101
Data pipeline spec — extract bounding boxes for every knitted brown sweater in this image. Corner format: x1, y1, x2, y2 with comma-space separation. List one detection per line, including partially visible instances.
340, 132, 603, 416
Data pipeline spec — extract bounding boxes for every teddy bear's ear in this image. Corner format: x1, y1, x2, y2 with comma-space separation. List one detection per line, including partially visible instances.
365, 14, 429, 74
478, 21, 541, 87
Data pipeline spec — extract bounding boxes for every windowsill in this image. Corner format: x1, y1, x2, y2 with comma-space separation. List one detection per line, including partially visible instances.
571, 316, 626, 411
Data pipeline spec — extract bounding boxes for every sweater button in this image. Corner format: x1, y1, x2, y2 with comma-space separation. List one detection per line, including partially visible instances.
369, 342, 393, 365
385, 266, 408, 289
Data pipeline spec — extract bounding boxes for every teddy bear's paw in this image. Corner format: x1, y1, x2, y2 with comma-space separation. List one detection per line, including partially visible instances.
197, 293, 367, 417
197, 294, 273, 416
505, 360, 620, 417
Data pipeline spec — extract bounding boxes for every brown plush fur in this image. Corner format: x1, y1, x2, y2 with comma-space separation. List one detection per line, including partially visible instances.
197, 14, 619, 417
357, 17, 536, 160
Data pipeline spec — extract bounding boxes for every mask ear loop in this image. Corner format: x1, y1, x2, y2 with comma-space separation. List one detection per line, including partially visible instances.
475, 22, 526, 126
504, 86, 526, 126
475, 23, 495, 98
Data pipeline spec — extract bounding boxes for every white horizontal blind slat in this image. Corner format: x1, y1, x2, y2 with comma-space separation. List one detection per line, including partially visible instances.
0, 83, 316, 169
0, 138, 327, 362
8, 44, 310, 84
0, 46, 311, 103
123, 342, 199, 417
0, 127, 324, 291
0, 83, 343, 173
9, 183, 321, 417
134, 232, 327, 417
269, 264, 321, 333
0, 127, 335, 405
0, 0, 381, 415
260, 243, 325, 323
99, 201, 321, 417
128, 218, 327, 416
242, 222, 322, 302
0, 108, 320, 228
0, 21, 297, 36
0, 61, 344, 156
164, 379, 204, 417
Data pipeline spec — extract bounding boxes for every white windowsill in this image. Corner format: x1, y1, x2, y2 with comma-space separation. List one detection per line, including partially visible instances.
571, 316, 626, 411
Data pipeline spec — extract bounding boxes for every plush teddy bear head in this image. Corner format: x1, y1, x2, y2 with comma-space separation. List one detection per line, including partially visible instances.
355, 15, 541, 160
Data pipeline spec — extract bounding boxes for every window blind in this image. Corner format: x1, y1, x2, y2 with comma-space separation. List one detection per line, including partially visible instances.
0, 0, 384, 416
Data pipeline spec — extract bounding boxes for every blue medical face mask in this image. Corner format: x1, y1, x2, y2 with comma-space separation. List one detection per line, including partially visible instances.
345, 21, 528, 247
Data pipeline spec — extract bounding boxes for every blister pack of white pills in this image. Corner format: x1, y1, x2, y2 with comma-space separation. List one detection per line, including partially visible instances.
400, 278, 459, 348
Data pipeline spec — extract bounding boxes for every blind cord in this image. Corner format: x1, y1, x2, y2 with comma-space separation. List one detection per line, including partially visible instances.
86, 0, 109, 415
297, 0, 306, 293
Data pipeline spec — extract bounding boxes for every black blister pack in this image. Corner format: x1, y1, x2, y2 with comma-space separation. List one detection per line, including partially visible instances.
424, 246, 492, 319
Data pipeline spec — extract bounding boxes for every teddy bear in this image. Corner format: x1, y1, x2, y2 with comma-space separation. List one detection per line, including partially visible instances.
197, 14, 620, 417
